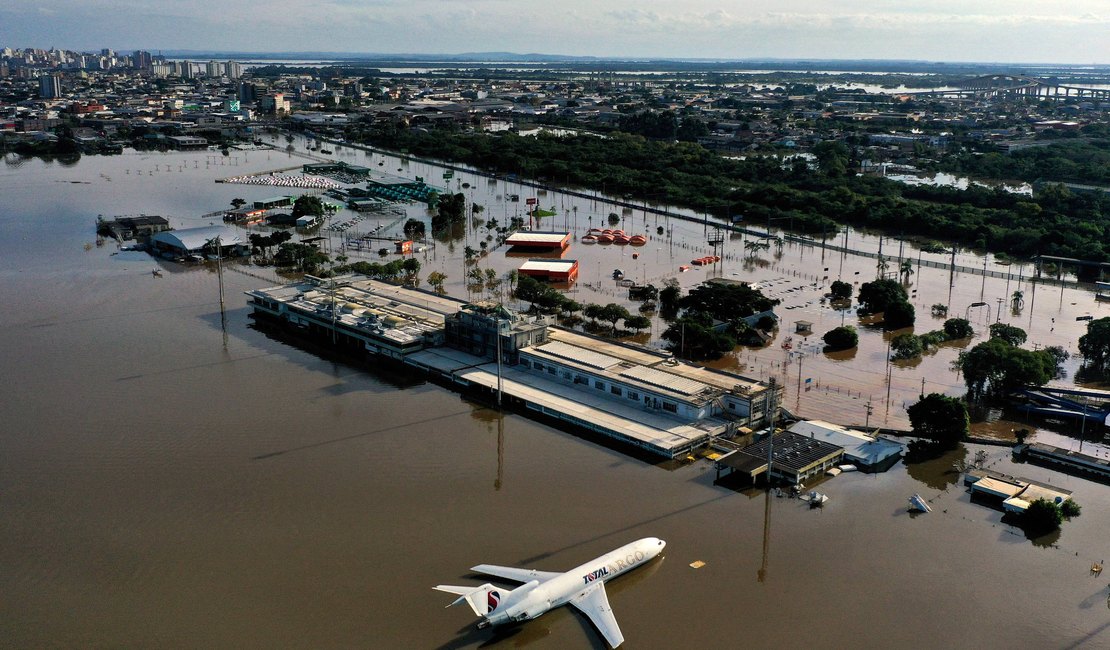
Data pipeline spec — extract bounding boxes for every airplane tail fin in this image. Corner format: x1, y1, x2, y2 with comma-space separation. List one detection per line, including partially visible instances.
433, 583, 505, 617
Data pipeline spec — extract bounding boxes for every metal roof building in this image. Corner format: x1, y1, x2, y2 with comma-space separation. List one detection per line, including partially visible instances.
518, 259, 578, 282
505, 231, 571, 251
787, 419, 904, 472
718, 430, 844, 485
150, 226, 244, 256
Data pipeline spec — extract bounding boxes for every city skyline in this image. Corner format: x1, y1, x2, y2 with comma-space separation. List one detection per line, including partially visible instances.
3, 0, 1109, 65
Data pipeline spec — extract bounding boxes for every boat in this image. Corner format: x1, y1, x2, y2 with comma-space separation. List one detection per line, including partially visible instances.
908, 494, 932, 513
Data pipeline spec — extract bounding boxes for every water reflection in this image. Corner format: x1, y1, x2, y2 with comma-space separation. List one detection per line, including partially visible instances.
903, 445, 967, 491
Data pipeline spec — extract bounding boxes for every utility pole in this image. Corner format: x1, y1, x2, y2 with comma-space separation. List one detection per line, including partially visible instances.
766, 377, 778, 488
865, 400, 874, 429
495, 308, 504, 408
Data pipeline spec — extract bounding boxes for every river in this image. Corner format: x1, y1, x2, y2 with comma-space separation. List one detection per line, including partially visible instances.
1, 144, 1108, 648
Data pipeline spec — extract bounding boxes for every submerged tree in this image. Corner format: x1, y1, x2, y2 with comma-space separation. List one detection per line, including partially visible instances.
907, 393, 968, 449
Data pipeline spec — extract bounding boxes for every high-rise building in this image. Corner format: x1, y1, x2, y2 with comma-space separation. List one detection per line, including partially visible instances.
39, 74, 62, 99
181, 61, 194, 79
206, 60, 222, 78
224, 61, 242, 80
133, 50, 152, 70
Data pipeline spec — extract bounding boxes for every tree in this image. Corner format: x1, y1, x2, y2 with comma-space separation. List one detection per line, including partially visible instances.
662, 315, 735, 361
427, 271, 447, 294
659, 279, 681, 313
514, 274, 567, 314
403, 218, 426, 240
857, 279, 908, 316
1059, 499, 1081, 518
230, 197, 246, 209
292, 195, 324, 219
432, 192, 466, 230
899, 260, 914, 283
1021, 498, 1064, 535
943, 318, 974, 340
744, 239, 771, 259
960, 338, 1055, 398
1078, 316, 1110, 372
989, 323, 1028, 347
907, 393, 969, 449
813, 140, 849, 177
624, 315, 652, 332
677, 282, 778, 322
822, 326, 858, 351
829, 280, 852, 301
883, 299, 916, 330
891, 332, 923, 360
274, 242, 329, 273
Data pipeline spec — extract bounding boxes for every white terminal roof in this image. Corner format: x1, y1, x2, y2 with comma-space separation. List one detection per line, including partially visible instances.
619, 364, 707, 397
505, 231, 570, 244
519, 259, 577, 272
151, 225, 242, 251
529, 340, 719, 402
538, 340, 621, 370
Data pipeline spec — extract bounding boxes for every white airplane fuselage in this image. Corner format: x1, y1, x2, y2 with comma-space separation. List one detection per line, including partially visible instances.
482, 537, 665, 627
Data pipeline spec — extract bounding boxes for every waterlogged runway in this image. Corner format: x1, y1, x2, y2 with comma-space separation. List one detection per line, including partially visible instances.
2, 148, 1109, 648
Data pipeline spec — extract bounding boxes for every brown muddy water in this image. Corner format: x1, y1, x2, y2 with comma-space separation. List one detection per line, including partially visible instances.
2, 146, 1109, 649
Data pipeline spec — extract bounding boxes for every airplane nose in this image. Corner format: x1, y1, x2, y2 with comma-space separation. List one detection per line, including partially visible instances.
657, 539, 666, 549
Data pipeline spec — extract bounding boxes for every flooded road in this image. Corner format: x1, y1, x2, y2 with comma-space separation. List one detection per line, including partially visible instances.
2, 147, 1109, 648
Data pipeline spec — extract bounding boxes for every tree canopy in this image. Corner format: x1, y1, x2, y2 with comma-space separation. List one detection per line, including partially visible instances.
883, 299, 916, 330
822, 325, 858, 351
292, 195, 324, 219
349, 126, 1110, 262
943, 318, 974, 340
1078, 316, 1110, 372
857, 279, 908, 315
829, 280, 853, 301
677, 282, 779, 321
989, 323, 1028, 347
907, 393, 969, 449
960, 338, 1055, 398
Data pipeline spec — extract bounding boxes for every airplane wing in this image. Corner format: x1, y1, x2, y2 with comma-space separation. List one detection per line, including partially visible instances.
569, 583, 624, 648
470, 564, 561, 584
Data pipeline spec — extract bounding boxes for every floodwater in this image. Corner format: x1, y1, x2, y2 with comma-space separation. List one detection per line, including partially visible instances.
3, 145, 1110, 648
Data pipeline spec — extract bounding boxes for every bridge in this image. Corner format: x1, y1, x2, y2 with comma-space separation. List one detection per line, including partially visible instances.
912, 74, 1110, 101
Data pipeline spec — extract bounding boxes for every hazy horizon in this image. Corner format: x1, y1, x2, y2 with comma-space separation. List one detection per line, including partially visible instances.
3, 1, 1108, 65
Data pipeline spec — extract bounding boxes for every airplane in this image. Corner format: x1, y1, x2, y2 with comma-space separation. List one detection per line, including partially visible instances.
435, 537, 665, 648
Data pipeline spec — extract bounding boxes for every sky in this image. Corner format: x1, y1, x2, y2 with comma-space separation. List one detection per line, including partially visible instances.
3, 0, 1109, 64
